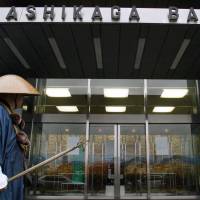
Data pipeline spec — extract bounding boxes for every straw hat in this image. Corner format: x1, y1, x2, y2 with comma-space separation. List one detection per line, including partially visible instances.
0, 74, 40, 96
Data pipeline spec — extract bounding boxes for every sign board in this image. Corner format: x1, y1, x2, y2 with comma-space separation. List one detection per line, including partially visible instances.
0, 6, 200, 24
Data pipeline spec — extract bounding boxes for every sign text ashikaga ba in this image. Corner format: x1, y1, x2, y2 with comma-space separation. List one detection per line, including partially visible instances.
3, 6, 200, 24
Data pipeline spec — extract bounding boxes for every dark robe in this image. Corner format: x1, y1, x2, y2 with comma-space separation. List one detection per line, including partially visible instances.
0, 104, 24, 200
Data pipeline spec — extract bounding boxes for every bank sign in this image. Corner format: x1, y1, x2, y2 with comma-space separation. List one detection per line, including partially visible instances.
1, 6, 200, 24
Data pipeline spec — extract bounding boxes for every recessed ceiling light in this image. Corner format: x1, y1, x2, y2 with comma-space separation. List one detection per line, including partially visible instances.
94, 37, 103, 69
105, 106, 126, 112
46, 88, 71, 97
4, 37, 31, 69
170, 39, 191, 70
153, 106, 175, 113
22, 105, 28, 111
48, 37, 67, 69
104, 88, 129, 98
161, 89, 188, 98
56, 106, 78, 112
134, 38, 146, 70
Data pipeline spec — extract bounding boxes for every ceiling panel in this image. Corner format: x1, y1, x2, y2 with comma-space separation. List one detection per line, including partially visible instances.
171, 26, 200, 78
2, 24, 47, 77
118, 24, 140, 78
51, 24, 84, 78
22, 24, 65, 78
71, 24, 97, 78
101, 24, 120, 78
91, 24, 104, 78
152, 25, 188, 79
132, 24, 150, 77
139, 24, 169, 78
189, 54, 200, 79
0, 26, 27, 76
0, 23, 199, 79
41, 25, 69, 77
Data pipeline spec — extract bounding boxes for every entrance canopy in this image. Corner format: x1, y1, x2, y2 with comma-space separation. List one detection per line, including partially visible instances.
0, 7, 200, 79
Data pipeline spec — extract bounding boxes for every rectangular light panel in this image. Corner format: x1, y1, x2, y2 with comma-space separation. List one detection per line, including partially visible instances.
105, 106, 126, 112
134, 38, 146, 69
170, 39, 191, 70
48, 37, 67, 69
46, 88, 71, 97
104, 88, 129, 98
56, 106, 78, 112
153, 106, 175, 113
161, 89, 188, 98
94, 37, 103, 69
4, 37, 31, 69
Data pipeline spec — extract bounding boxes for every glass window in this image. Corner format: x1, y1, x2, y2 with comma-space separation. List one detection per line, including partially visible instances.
24, 78, 200, 199
147, 80, 198, 123
149, 124, 200, 196
27, 123, 86, 196
34, 79, 88, 114
90, 79, 144, 124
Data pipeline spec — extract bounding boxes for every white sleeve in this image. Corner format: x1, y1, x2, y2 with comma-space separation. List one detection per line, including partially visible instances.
0, 166, 8, 190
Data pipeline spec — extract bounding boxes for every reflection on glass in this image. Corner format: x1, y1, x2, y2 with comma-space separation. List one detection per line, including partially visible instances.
91, 79, 144, 114
88, 125, 115, 196
147, 80, 197, 115
149, 124, 200, 195
120, 125, 147, 196
23, 78, 200, 198
34, 79, 88, 114
28, 124, 86, 196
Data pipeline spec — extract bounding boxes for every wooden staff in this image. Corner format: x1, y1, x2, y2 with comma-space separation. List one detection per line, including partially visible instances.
8, 140, 88, 183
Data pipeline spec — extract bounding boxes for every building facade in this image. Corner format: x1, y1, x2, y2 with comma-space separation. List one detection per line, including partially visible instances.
22, 79, 200, 200
1, 1, 200, 200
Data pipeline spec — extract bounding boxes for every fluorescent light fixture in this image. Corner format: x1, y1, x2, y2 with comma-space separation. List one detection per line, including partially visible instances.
161, 89, 188, 98
22, 105, 28, 111
105, 106, 126, 112
153, 106, 175, 113
4, 37, 31, 69
170, 39, 191, 70
93, 37, 103, 69
134, 38, 146, 69
48, 37, 67, 69
104, 88, 129, 98
56, 106, 78, 112
46, 88, 71, 97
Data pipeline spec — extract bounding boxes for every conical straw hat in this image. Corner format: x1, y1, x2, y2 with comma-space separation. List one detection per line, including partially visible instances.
0, 74, 40, 95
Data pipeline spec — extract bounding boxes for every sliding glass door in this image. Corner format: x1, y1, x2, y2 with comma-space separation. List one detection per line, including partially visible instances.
88, 124, 147, 199
88, 125, 116, 197
119, 125, 147, 199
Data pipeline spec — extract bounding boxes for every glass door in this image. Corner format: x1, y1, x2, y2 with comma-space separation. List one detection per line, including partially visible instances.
119, 125, 147, 199
88, 124, 147, 199
88, 124, 117, 198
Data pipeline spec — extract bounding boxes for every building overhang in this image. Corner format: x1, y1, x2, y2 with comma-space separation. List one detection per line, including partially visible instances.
0, 7, 200, 79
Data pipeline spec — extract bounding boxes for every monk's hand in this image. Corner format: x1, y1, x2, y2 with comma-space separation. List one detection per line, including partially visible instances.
0, 166, 8, 191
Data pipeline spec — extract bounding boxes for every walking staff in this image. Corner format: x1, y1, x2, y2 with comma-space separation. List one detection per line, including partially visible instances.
8, 140, 88, 183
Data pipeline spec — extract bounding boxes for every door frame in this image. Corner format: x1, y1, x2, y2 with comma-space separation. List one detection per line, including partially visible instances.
88, 123, 147, 199
117, 124, 148, 199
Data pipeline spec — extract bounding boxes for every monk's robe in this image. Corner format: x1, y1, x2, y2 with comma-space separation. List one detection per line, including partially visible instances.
0, 104, 24, 200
